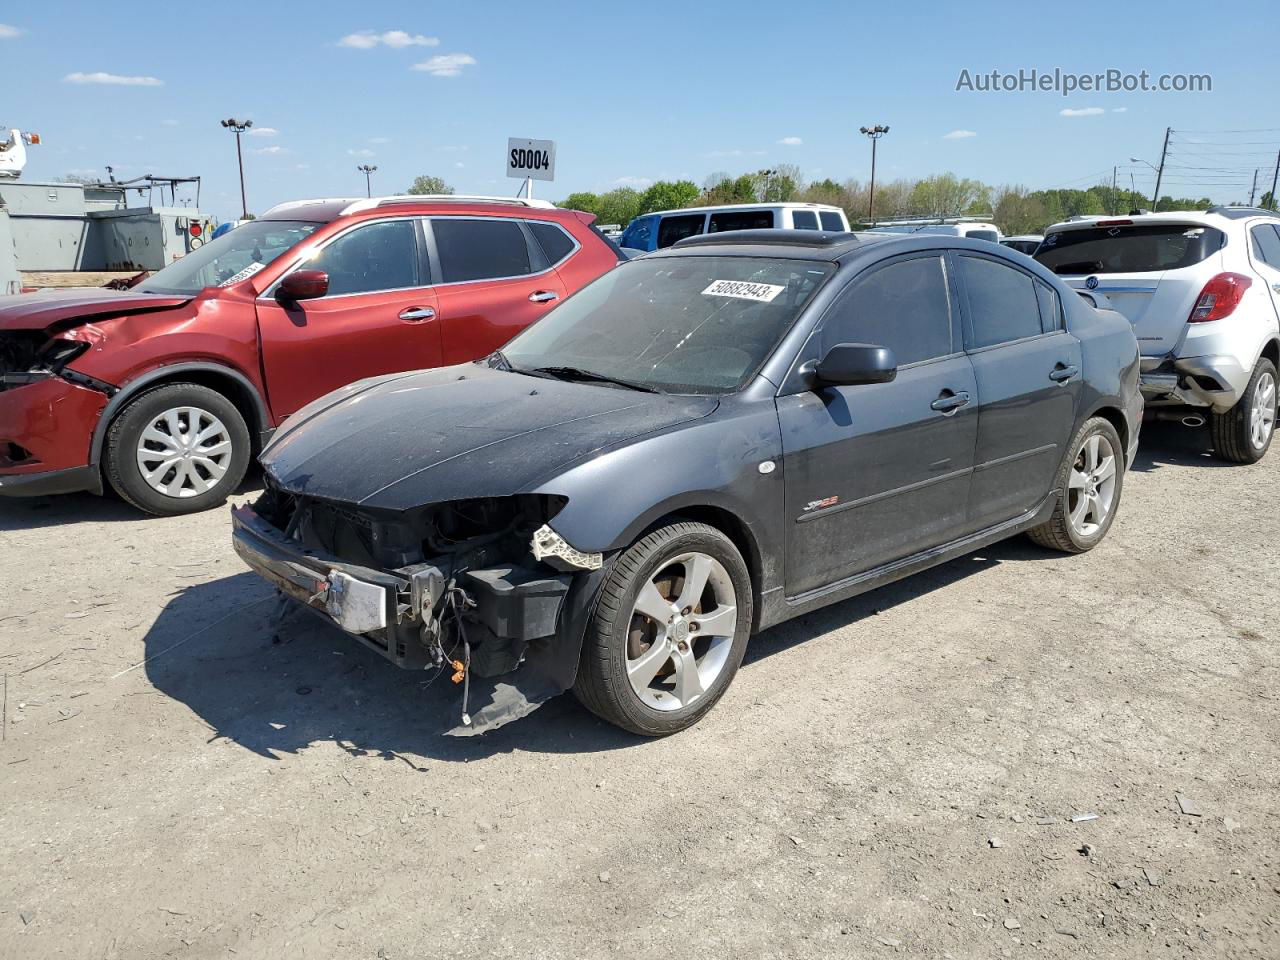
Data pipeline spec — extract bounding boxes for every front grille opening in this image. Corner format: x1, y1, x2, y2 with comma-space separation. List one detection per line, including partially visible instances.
0, 441, 35, 467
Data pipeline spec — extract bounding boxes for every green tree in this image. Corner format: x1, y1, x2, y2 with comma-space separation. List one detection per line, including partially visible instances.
638, 180, 700, 214
1261, 190, 1276, 210
560, 191, 602, 216
595, 187, 644, 227
406, 175, 454, 195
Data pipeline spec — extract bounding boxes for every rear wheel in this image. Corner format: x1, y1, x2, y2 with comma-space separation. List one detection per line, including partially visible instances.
1210, 358, 1276, 464
1027, 417, 1124, 554
105, 382, 251, 516
574, 521, 752, 736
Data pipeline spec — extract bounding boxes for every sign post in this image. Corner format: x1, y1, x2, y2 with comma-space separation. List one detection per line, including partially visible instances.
506, 138, 555, 198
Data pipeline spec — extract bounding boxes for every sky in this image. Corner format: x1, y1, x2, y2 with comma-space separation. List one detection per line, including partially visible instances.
4, 0, 1279, 222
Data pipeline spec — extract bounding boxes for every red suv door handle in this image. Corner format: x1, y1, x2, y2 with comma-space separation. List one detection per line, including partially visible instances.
398, 307, 435, 322
528, 291, 559, 304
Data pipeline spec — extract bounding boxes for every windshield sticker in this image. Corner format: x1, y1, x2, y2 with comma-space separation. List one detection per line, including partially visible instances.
702, 279, 785, 302
219, 261, 265, 287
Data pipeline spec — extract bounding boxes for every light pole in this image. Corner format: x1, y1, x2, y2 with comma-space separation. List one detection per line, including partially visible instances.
357, 164, 378, 198
1129, 157, 1158, 211
758, 168, 777, 202
220, 118, 253, 219
859, 125, 889, 224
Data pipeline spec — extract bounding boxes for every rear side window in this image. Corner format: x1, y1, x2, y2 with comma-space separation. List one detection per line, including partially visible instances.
1251, 224, 1280, 267
434, 218, 531, 282
1034, 280, 1062, 333
958, 255, 1042, 348
1036, 224, 1226, 274
823, 255, 954, 367
708, 210, 774, 233
657, 214, 706, 249
792, 210, 819, 230
819, 211, 845, 231
310, 220, 421, 296
529, 222, 576, 265
967, 229, 1000, 243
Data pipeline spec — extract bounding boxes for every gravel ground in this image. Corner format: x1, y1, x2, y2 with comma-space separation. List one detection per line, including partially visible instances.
1, 420, 1277, 960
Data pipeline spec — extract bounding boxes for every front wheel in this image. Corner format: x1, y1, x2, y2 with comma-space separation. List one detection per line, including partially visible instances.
1210, 357, 1276, 464
574, 521, 752, 736
1027, 417, 1125, 554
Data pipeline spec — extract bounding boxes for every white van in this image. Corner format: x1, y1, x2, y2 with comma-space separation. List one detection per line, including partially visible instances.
619, 202, 850, 251
867, 219, 1003, 243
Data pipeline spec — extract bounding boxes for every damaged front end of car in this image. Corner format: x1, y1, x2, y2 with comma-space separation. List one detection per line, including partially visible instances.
231, 478, 605, 735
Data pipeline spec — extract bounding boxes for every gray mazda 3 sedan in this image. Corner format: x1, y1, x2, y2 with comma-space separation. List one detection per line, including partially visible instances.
232, 229, 1142, 736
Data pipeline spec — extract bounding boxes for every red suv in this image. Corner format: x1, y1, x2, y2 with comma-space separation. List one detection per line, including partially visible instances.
0, 196, 621, 514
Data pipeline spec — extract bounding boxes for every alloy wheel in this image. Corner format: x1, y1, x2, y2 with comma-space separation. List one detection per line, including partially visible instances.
1067, 432, 1118, 538
135, 406, 234, 499
1250, 370, 1276, 451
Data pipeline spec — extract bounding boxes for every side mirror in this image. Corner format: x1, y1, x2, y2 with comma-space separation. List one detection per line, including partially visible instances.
813, 342, 897, 387
276, 269, 329, 303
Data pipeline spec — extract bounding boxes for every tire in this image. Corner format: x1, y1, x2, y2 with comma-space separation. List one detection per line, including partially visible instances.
1209, 358, 1277, 464
1027, 416, 1125, 554
573, 521, 753, 736
105, 382, 251, 516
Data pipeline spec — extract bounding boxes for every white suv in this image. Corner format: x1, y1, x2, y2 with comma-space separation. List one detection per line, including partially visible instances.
1037, 208, 1280, 462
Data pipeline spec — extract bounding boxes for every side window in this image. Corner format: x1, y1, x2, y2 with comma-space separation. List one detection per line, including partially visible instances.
791, 210, 819, 230
657, 214, 706, 249
708, 209, 775, 233
1034, 280, 1062, 333
819, 211, 845, 231
823, 255, 954, 367
1251, 224, 1280, 267
434, 218, 531, 283
958, 255, 1043, 348
529, 222, 575, 266
308, 220, 421, 296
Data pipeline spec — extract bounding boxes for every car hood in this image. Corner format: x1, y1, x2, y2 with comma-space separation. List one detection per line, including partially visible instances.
260, 364, 719, 511
0, 289, 191, 334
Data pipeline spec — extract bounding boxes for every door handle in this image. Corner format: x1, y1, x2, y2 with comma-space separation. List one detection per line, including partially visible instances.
528, 290, 559, 304
398, 307, 435, 322
1049, 363, 1079, 383
930, 391, 971, 413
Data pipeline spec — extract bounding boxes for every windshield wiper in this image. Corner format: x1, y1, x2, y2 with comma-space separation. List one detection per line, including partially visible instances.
530, 365, 659, 393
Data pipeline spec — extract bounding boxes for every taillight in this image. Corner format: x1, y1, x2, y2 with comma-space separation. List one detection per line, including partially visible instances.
189, 222, 203, 238
1189, 272, 1252, 323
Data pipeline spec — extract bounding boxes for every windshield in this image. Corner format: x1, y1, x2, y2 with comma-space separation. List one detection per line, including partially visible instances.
136, 219, 321, 295
501, 256, 834, 394
1035, 223, 1225, 275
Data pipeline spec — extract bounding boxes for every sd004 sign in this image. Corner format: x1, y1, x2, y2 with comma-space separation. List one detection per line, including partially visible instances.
506, 138, 556, 183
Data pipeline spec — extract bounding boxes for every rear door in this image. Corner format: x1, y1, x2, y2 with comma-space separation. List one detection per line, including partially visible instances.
779, 252, 978, 596
953, 252, 1081, 531
256, 218, 440, 419
428, 216, 567, 363
1247, 222, 1280, 324
656, 213, 707, 249
1036, 221, 1226, 355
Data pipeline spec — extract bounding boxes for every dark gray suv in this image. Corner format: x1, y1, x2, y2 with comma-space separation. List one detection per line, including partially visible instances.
232, 230, 1142, 737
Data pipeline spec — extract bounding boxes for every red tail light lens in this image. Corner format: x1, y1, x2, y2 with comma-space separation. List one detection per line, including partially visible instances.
189, 223, 202, 238
1188, 272, 1251, 323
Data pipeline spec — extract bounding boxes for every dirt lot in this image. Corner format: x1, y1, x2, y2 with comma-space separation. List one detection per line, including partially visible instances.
1, 420, 1277, 960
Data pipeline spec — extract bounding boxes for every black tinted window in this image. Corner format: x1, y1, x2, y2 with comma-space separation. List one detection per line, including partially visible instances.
530, 222, 575, 265
311, 220, 420, 296
819, 211, 844, 231
1252, 224, 1280, 267
709, 210, 775, 233
1036, 224, 1225, 274
657, 214, 705, 248
824, 255, 954, 366
434, 218, 531, 282
1035, 280, 1062, 333
959, 256, 1042, 347
792, 210, 819, 230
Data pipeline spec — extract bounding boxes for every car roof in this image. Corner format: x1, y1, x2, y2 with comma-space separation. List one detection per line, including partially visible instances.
652, 228, 1010, 263
1044, 208, 1280, 233
637, 202, 846, 218
261, 195, 576, 224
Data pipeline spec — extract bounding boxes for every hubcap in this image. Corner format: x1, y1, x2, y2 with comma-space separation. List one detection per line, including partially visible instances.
1067, 432, 1117, 538
135, 406, 233, 499
625, 552, 737, 712
1250, 371, 1276, 450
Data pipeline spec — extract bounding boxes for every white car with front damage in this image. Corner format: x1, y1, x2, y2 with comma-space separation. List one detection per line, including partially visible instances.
1036, 207, 1280, 462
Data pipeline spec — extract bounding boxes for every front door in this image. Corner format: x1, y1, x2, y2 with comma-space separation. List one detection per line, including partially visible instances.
780, 252, 979, 597
256, 218, 441, 419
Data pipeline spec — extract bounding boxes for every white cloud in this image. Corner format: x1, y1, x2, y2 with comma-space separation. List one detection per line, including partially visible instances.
942, 129, 977, 139
0, 24, 23, 38
295, 163, 311, 170
454, 161, 465, 168
1112, 107, 1128, 113
247, 127, 279, 137
1059, 107, 1105, 117
161, 119, 180, 127
252, 145, 288, 155
64, 71, 163, 87
339, 30, 438, 49
348, 148, 376, 157
613, 176, 653, 188
369, 136, 391, 144
777, 136, 803, 146
412, 53, 476, 77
